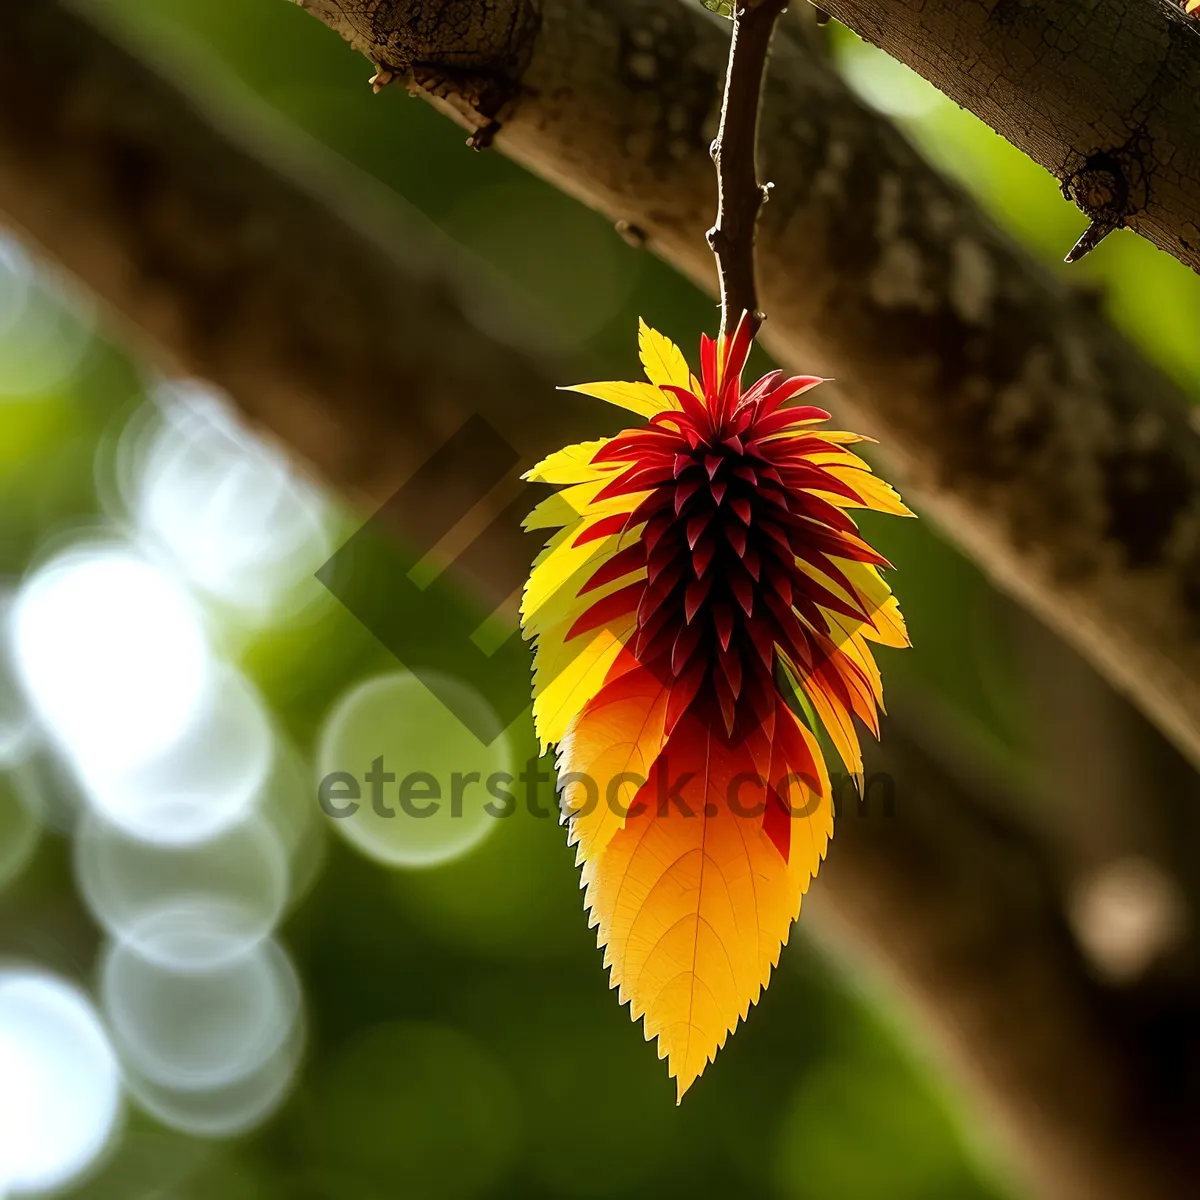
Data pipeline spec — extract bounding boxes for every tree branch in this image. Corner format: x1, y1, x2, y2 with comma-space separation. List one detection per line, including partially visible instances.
707, 0, 788, 337
292, 0, 1200, 786
838, 718, 1200, 1200
817, 0, 1200, 271
0, 0, 610, 589
1, 3, 1199, 1195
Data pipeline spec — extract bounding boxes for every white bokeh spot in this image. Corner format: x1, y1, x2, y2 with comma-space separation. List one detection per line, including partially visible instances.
0, 970, 122, 1195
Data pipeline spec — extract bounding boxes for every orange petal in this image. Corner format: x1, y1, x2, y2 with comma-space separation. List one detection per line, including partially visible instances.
584, 710, 830, 1100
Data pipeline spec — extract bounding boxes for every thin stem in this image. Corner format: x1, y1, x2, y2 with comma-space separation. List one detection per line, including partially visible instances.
707, 0, 788, 340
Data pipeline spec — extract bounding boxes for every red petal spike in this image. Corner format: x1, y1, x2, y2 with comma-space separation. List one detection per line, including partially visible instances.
767, 562, 793, 606
566, 580, 643, 641
592, 463, 673, 504
580, 543, 647, 594
671, 618, 704, 676
741, 369, 784, 408
716, 674, 737, 738
674, 477, 703, 515
573, 512, 635, 548
700, 333, 718, 398
719, 646, 743, 700
746, 616, 774, 668
729, 569, 754, 617
625, 488, 673, 528
639, 560, 683, 625
752, 406, 832, 440
685, 573, 715, 623
664, 656, 705, 735
756, 375, 827, 418
643, 513, 673, 556
717, 312, 755, 420
713, 600, 735, 652
687, 512, 712, 550
647, 537, 679, 585
658, 386, 709, 426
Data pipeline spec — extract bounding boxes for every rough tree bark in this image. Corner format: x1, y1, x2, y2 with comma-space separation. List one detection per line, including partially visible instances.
287, 0, 1200, 784
816, 0, 1200, 269
1, 3, 1200, 1196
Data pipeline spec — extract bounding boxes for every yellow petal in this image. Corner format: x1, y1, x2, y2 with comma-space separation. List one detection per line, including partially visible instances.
532, 616, 634, 751
823, 464, 915, 517
638, 319, 693, 390
522, 479, 630, 532
797, 662, 864, 777
524, 520, 643, 750
824, 617, 885, 708
522, 523, 630, 638
805, 430, 874, 448
521, 484, 649, 635
525, 439, 615, 485
560, 379, 676, 419
838, 562, 910, 649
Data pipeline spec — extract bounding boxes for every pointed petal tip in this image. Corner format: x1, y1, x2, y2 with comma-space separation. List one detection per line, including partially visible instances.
673, 1062, 703, 1104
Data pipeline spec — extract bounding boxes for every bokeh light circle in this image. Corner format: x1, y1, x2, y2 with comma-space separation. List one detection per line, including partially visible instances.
136, 381, 332, 620
83, 665, 275, 847
0, 970, 122, 1195
10, 545, 212, 777
255, 744, 328, 913
118, 1022, 304, 1141
316, 671, 512, 869
75, 810, 290, 969
101, 935, 302, 1096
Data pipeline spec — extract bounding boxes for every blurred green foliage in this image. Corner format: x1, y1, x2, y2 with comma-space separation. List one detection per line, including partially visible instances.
7, 2, 1199, 1197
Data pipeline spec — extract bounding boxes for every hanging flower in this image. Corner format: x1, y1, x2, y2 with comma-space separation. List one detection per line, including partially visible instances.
521, 317, 911, 1099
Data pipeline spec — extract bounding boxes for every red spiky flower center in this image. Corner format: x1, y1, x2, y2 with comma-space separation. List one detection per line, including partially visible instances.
562, 319, 891, 854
